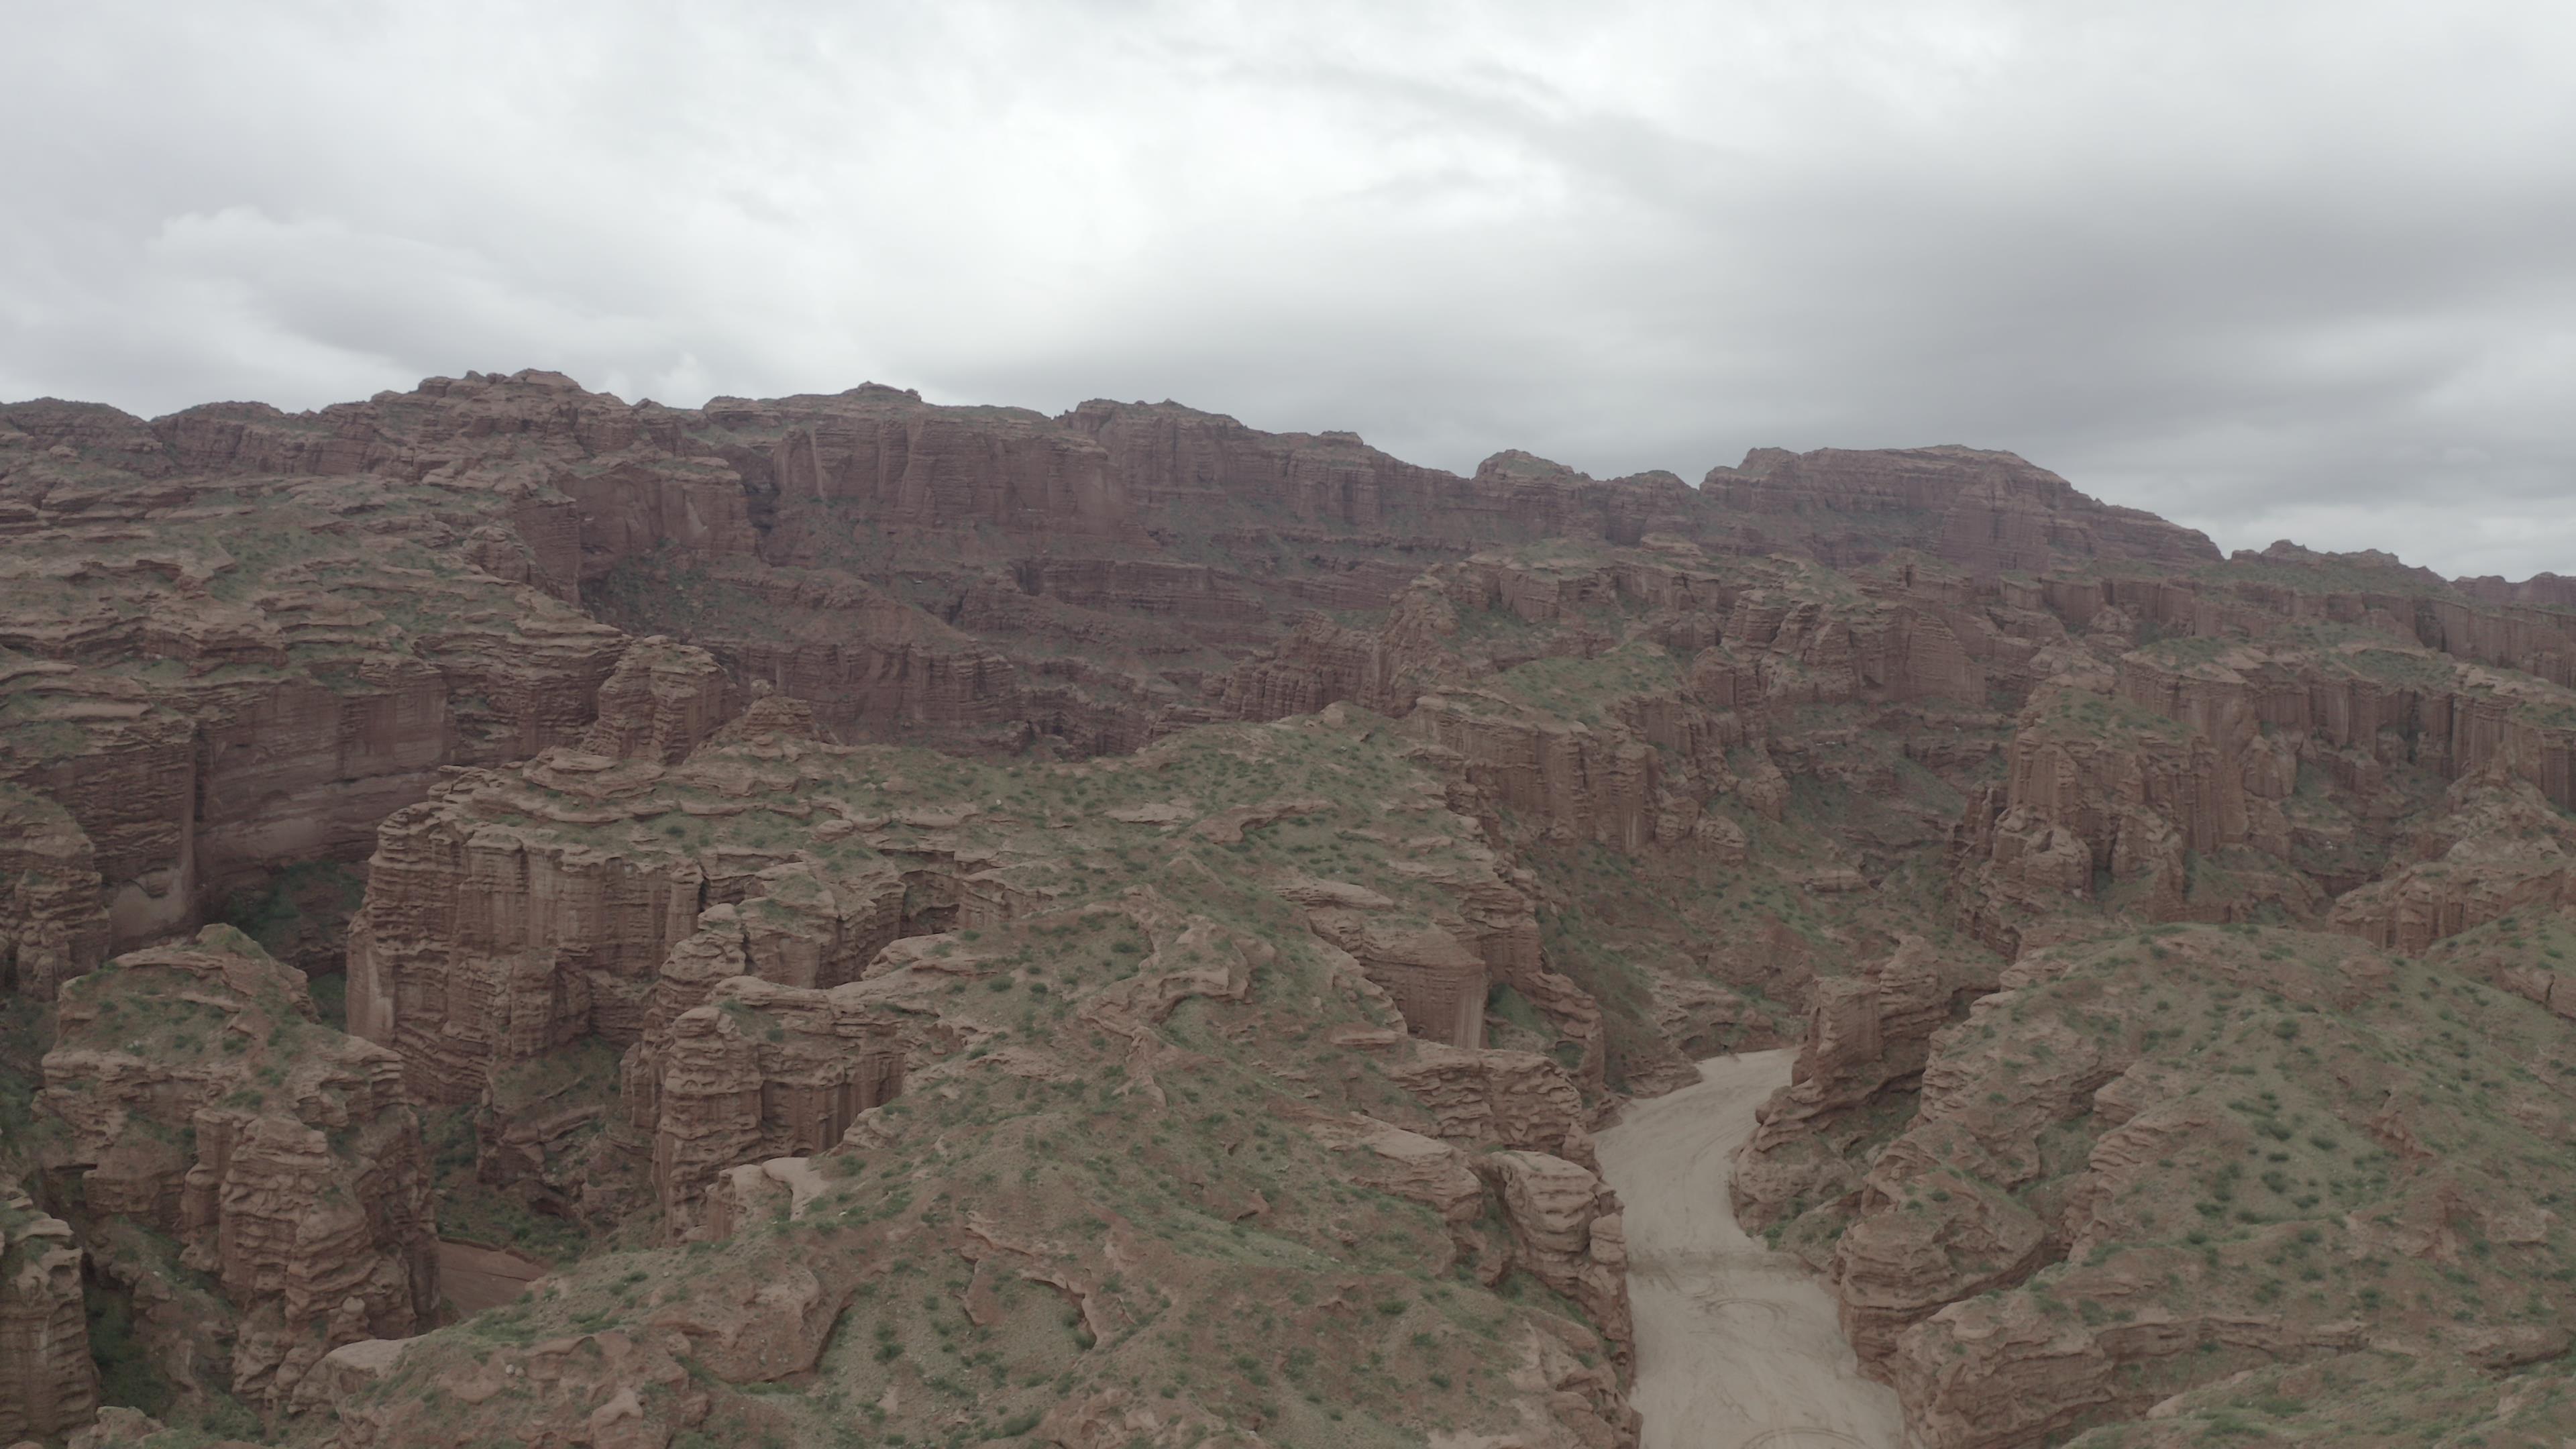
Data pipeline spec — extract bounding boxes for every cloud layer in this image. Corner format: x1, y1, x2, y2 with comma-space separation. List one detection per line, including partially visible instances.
5, 1, 2572, 576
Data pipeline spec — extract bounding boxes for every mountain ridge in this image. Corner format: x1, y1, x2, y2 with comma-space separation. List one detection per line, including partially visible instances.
8, 370, 2576, 1448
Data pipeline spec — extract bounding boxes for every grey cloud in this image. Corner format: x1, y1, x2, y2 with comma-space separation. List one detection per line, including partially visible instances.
3, 0, 2572, 576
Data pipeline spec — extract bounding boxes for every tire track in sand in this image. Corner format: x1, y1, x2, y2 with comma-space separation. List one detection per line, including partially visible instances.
1596, 1051, 1903, 1449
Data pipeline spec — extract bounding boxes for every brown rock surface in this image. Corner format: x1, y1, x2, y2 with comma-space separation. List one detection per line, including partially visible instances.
1389, 1044, 1594, 1166
577, 636, 736, 763
1755, 926, 2576, 1448
36, 926, 435, 1408
0, 782, 109, 998
1736, 938, 1993, 1230
631, 973, 907, 1236
28, 373, 2576, 1449
1474, 1149, 1634, 1368
0, 402, 632, 959
2330, 774, 2576, 953
301, 712, 1646, 1449
347, 744, 914, 1104
0, 1176, 98, 1442
1700, 445, 2219, 574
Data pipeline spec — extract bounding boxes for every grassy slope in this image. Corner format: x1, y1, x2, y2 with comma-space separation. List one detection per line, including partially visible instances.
331, 715, 1628, 1449
1876, 923, 2576, 1442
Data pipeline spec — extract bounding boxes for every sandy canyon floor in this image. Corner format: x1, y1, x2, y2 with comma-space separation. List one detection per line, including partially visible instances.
1598, 1053, 1904, 1449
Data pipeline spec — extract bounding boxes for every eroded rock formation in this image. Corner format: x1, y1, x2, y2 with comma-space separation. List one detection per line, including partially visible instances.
18, 372, 2576, 1448
0, 1177, 98, 1442
36, 926, 435, 1409
0, 782, 109, 999
305, 712, 1646, 1449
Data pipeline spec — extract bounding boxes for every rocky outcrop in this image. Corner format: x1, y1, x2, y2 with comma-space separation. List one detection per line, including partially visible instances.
1067, 404, 1690, 547
1740, 923, 2576, 1449
0, 1177, 98, 1442
1700, 445, 2219, 574
0, 781, 109, 998
1205, 549, 2016, 892
1949, 610, 2576, 957
307, 714, 1648, 1449
578, 637, 735, 763
2029, 545, 2576, 802
0, 669, 201, 951
1299, 1108, 1633, 1372
2330, 774, 2576, 952
1411, 695, 1667, 851
0, 407, 633, 956
348, 765, 716, 1105
1388, 1044, 1594, 1167
322, 1324, 730, 1449
347, 742, 911, 1105
1736, 938, 1989, 1230
1304, 914, 1488, 1049
1210, 611, 1440, 723
1299, 1112, 1488, 1244
1833, 1161, 2053, 1368
1472, 1150, 1633, 1368
37, 926, 436, 1408
1948, 665, 2332, 953
628, 973, 906, 1236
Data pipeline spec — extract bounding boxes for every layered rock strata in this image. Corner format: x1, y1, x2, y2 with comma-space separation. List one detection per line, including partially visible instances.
0, 781, 109, 998
1738, 926, 2576, 1448
314, 711, 1641, 1449
21, 374, 2576, 1449
36, 926, 436, 1407
1735, 938, 1996, 1230
0, 1177, 98, 1442
577, 635, 735, 763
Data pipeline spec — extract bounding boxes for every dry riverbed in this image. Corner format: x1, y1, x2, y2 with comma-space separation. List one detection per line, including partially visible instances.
1597, 1051, 1904, 1449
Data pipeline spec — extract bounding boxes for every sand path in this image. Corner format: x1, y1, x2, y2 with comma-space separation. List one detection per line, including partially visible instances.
1596, 1051, 1904, 1449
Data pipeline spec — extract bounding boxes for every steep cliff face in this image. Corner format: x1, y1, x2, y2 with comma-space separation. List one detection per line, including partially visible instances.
21, 376, 2230, 797
577, 636, 735, 763
36, 926, 436, 1409
0, 1176, 99, 1442
592, 387, 1732, 753
347, 755, 780, 1106
1734, 937, 1997, 1232
0, 782, 110, 999
1, 405, 639, 970
1191, 541, 2054, 1094
631, 971, 908, 1236
1700, 445, 2220, 573
0, 677, 201, 955
355, 704, 1612, 1163
1942, 590, 2576, 959
1216, 545, 2007, 847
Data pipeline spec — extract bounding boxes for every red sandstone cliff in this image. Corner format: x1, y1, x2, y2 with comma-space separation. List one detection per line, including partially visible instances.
1701, 445, 2219, 573
36, 926, 437, 1409
21, 372, 2576, 1449
0, 1176, 99, 1442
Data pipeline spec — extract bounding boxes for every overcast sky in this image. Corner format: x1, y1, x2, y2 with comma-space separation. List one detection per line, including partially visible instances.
5, 2, 2572, 578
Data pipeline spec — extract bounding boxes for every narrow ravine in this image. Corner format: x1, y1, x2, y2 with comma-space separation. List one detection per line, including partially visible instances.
1597, 1051, 1904, 1449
